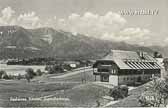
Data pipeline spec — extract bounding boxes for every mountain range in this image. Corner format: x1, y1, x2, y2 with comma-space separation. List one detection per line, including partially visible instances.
0, 26, 167, 60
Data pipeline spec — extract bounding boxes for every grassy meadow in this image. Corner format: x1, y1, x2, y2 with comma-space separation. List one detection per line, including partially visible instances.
0, 69, 110, 107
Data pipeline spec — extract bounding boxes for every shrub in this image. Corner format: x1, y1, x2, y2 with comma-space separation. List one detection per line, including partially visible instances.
17, 74, 22, 80
109, 85, 128, 100
63, 64, 72, 71
53, 64, 64, 73
45, 65, 54, 74
45, 65, 50, 71
25, 68, 36, 82
36, 69, 42, 76
45, 65, 64, 74
139, 78, 168, 107
0, 70, 6, 79
1, 72, 9, 79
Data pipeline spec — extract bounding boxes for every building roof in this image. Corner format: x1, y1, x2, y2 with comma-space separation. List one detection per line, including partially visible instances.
94, 50, 161, 70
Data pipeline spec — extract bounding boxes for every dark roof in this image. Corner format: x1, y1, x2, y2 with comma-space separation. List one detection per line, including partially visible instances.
94, 50, 161, 70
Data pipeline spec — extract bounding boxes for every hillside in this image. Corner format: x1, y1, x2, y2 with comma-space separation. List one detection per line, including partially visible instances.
0, 26, 166, 59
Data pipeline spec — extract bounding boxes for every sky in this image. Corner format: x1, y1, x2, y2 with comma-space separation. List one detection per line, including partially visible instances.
0, 0, 167, 46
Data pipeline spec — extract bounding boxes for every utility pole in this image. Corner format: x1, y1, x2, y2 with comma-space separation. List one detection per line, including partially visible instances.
84, 62, 86, 83
81, 61, 87, 83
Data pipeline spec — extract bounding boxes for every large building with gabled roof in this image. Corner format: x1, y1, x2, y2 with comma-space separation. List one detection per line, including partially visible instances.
93, 50, 161, 86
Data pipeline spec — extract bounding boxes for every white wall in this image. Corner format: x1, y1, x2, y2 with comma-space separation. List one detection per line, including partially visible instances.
156, 58, 166, 79
94, 75, 101, 81
96, 74, 155, 86
118, 74, 152, 85
109, 75, 118, 86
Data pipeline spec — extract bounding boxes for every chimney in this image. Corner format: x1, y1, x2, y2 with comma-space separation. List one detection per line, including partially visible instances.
137, 51, 144, 59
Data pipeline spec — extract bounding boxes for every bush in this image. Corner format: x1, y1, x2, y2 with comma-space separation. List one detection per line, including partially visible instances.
25, 68, 36, 82
109, 85, 128, 100
7, 75, 14, 79
53, 64, 64, 73
45, 65, 64, 74
45, 65, 50, 71
139, 78, 168, 107
45, 65, 54, 74
63, 64, 72, 71
17, 74, 22, 80
3, 74, 10, 79
36, 69, 42, 76
0, 70, 6, 79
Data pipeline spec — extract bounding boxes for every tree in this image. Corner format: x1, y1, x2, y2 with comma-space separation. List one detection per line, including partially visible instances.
45, 64, 64, 74
17, 74, 22, 80
2, 73, 9, 79
45, 65, 50, 71
158, 54, 163, 58
53, 64, 64, 73
0, 70, 6, 79
25, 68, 36, 82
96, 100, 100, 107
47, 65, 54, 74
36, 69, 42, 76
163, 58, 168, 71
153, 51, 163, 58
139, 78, 168, 107
109, 85, 128, 100
153, 51, 159, 58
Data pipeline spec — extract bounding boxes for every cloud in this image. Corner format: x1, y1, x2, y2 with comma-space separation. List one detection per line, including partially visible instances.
2, 6, 15, 20
0, 7, 164, 46
119, 28, 150, 37
0, 7, 16, 25
101, 27, 151, 44
56, 12, 153, 45
163, 37, 168, 46
57, 11, 127, 38
117, 28, 151, 45
0, 7, 41, 28
102, 32, 130, 41
0, 7, 42, 28
17, 12, 41, 28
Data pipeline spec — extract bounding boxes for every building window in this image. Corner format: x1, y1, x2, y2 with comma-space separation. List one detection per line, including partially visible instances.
98, 69, 109, 72
101, 75, 109, 82
111, 69, 116, 74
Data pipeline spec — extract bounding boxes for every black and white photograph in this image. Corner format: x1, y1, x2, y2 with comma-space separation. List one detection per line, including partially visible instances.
0, 0, 168, 107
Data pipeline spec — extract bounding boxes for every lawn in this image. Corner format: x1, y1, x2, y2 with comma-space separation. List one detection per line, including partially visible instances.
0, 80, 111, 107
0, 67, 149, 107
0, 66, 150, 107
0, 69, 109, 107
0, 80, 77, 107
0, 64, 45, 75
33, 69, 95, 83
62, 83, 110, 107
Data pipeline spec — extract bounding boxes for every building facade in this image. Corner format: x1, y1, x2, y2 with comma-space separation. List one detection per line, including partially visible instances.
93, 50, 161, 86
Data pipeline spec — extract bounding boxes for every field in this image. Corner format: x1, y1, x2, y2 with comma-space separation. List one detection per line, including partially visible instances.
0, 68, 111, 107
0, 80, 76, 107
0, 64, 45, 75
0, 65, 146, 107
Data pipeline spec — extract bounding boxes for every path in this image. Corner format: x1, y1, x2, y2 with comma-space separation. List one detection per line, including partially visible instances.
93, 81, 114, 89
50, 66, 92, 79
